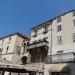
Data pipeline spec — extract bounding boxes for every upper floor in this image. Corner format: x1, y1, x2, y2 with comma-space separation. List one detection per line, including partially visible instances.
29, 9, 75, 55
0, 32, 29, 60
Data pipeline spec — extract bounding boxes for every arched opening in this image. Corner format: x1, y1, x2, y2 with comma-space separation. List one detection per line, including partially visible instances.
21, 56, 27, 64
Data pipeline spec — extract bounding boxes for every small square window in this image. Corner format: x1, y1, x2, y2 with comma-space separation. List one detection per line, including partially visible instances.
44, 26, 48, 31
73, 20, 75, 27
43, 26, 48, 34
73, 10, 75, 16
57, 16, 61, 22
57, 25, 62, 32
33, 30, 37, 37
34, 30, 37, 34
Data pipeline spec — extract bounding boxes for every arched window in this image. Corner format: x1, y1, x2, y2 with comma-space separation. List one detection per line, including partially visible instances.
21, 56, 27, 64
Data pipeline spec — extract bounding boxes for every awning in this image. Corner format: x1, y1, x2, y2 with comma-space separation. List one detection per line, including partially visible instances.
0, 58, 30, 73
49, 64, 69, 73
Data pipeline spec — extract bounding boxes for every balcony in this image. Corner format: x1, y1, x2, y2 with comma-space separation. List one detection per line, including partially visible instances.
47, 52, 75, 63
26, 40, 48, 50
24, 63, 44, 71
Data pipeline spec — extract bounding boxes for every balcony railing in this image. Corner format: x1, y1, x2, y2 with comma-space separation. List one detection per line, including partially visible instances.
47, 52, 75, 63
26, 40, 48, 50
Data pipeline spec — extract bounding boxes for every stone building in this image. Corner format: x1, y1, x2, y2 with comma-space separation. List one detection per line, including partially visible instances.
1, 9, 75, 75
0, 32, 30, 75
25, 9, 75, 75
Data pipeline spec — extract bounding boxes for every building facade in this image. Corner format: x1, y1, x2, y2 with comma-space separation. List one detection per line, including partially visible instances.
1, 9, 75, 75
0, 32, 30, 75
25, 9, 75, 75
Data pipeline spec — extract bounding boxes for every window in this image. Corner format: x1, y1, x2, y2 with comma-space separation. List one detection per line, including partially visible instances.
27, 41, 30, 45
57, 16, 61, 22
33, 30, 37, 37
23, 42, 26, 53
21, 56, 27, 64
31, 72, 36, 75
57, 36, 62, 45
73, 10, 75, 16
39, 72, 44, 75
0, 48, 3, 54
16, 46, 21, 55
43, 26, 48, 34
8, 36, 11, 44
6, 46, 9, 53
73, 33, 75, 42
1, 39, 4, 45
73, 20, 75, 26
57, 25, 62, 32
57, 51, 63, 54
22, 40, 26, 46
43, 37, 48, 41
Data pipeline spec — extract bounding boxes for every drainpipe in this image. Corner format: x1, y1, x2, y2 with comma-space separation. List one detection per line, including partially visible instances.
50, 21, 53, 62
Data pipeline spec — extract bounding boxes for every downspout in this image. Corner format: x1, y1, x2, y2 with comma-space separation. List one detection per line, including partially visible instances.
50, 21, 53, 62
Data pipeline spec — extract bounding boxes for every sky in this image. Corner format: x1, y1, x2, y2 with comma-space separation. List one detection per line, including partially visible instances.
0, 0, 75, 36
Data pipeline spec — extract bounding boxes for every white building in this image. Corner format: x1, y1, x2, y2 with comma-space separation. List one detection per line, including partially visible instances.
1, 9, 75, 75
25, 9, 75, 75
0, 32, 30, 75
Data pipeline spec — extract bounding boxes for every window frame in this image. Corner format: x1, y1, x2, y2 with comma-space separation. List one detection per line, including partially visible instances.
57, 36, 62, 45
73, 20, 75, 27
1, 39, 4, 45
43, 26, 48, 34
73, 10, 75, 16
57, 16, 62, 22
57, 25, 62, 32
33, 30, 37, 37
8, 36, 11, 44
73, 33, 75, 42
57, 51, 63, 54
0, 48, 3, 54
6, 46, 9, 54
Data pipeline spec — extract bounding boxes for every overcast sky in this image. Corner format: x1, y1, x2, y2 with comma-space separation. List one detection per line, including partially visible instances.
0, 0, 75, 36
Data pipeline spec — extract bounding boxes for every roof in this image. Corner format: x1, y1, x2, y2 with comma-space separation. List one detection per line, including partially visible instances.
31, 8, 75, 30
0, 32, 30, 40
0, 58, 30, 73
